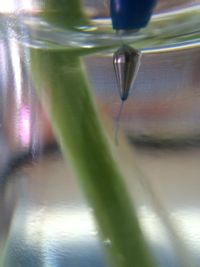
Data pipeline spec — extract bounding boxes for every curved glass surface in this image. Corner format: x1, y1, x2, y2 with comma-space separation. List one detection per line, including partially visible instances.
0, 1, 200, 267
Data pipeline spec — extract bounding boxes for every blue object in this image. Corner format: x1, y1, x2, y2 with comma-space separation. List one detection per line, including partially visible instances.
110, 0, 157, 30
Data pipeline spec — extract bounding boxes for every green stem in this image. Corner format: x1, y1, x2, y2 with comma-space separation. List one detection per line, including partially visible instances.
30, 50, 155, 267
29, 1, 156, 266
39, 0, 88, 29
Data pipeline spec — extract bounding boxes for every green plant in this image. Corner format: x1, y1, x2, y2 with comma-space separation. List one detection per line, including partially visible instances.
30, 1, 157, 267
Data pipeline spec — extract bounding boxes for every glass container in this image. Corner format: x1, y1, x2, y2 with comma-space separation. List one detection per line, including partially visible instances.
0, 1, 200, 266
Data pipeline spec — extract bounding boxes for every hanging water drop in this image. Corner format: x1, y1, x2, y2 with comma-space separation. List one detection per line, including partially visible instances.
113, 44, 141, 145
113, 44, 141, 101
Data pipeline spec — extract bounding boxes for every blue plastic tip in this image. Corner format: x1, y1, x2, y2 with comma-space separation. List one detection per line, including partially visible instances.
110, 0, 157, 31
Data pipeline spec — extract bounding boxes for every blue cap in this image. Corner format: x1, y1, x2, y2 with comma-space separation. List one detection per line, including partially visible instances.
110, 0, 157, 31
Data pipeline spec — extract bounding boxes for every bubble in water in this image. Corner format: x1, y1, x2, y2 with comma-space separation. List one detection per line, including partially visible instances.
104, 238, 112, 247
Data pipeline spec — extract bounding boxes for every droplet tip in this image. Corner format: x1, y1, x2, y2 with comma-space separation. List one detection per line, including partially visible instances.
121, 95, 128, 101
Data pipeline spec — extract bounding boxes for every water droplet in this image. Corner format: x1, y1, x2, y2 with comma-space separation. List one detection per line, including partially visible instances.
113, 45, 141, 101
104, 238, 112, 246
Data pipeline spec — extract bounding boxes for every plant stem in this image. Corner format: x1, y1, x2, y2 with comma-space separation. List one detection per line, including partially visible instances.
30, 50, 156, 267
30, 1, 156, 266
39, 0, 88, 29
